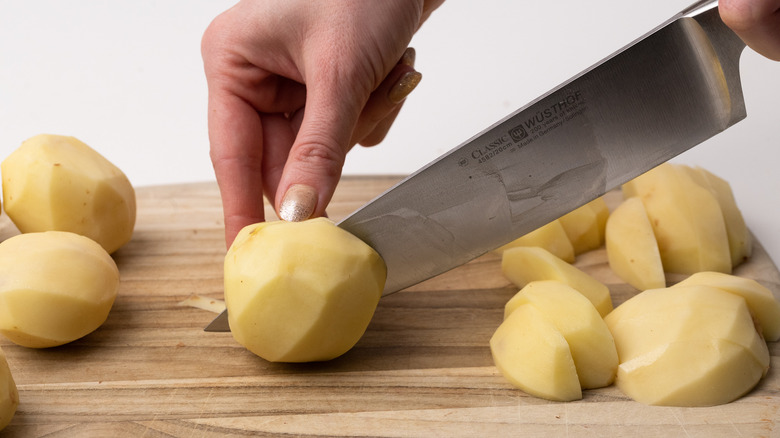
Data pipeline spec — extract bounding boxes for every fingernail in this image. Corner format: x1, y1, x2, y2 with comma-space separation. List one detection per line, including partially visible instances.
400, 47, 416, 67
388, 71, 422, 104
279, 184, 317, 222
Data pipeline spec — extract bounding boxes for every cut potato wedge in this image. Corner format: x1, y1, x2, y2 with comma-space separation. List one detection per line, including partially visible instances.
587, 197, 610, 243
694, 167, 752, 267
501, 246, 612, 316
621, 163, 731, 275
559, 201, 602, 255
494, 219, 575, 263
605, 197, 665, 290
490, 304, 582, 401
674, 271, 780, 342
504, 281, 618, 389
605, 285, 769, 406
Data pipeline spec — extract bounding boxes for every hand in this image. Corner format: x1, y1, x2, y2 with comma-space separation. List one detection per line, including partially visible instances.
720, 0, 780, 61
202, 0, 443, 246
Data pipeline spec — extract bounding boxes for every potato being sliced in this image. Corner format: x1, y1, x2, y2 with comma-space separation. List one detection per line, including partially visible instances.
490, 304, 582, 401
621, 163, 731, 275
504, 281, 618, 389
605, 285, 769, 406
501, 246, 612, 316
224, 218, 386, 363
605, 197, 665, 290
494, 219, 574, 263
674, 271, 780, 341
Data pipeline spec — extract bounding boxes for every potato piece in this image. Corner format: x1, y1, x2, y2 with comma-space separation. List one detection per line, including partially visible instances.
559, 201, 602, 255
0, 231, 119, 348
1, 134, 136, 253
587, 196, 610, 243
693, 167, 752, 267
494, 219, 574, 263
674, 272, 780, 341
605, 197, 665, 290
224, 218, 386, 362
0, 347, 18, 431
604, 285, 769, 406
621, 163, 730, 274
490, 304, 581, 401
504, 281, 618, 388
501, 246, 612, 316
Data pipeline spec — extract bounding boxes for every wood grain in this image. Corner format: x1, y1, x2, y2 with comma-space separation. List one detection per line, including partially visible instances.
0, 176, 778, 437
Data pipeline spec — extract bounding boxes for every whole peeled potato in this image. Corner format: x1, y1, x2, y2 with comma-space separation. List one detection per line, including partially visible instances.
224, 218, 386, 362
0, 231, 120, 348
1, 134, 136, 253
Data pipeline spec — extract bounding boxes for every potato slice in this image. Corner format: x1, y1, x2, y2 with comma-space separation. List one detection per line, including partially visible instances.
587, 196, 610, 243
490, 304, 582, 401
0, 231, 120, 348
501, 246, 612, 316
605, 197, 665, 290
494, 219, 574, 263
692, 167, 752, 267
604, 285, 769, 406
0, 347, 18, 431
621, 163, 731, 274
559, 201, 602, 255
674, 271, 780, 341
1, 134, 136, 253
224, 218, 386, 362
504, 281, 618, 388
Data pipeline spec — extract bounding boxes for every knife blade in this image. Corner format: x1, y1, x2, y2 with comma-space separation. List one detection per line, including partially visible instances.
205, 0, 746, 332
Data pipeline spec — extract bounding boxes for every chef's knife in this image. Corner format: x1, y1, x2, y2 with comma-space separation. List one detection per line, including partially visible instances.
206, 0, 746, 332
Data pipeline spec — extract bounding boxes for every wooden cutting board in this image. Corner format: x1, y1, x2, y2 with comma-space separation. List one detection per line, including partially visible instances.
0, 176, 778, 437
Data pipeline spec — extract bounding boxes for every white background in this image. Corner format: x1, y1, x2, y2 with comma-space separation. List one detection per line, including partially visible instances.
2, 1, 779, 263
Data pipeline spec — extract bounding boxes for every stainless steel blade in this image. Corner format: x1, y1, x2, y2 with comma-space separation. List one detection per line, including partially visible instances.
205, 0, 747, 332
340, 0, 746, 296
205, 310, 229, 332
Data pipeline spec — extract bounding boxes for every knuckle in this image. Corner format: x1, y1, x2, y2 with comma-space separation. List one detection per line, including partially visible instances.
291, 139, 345, 178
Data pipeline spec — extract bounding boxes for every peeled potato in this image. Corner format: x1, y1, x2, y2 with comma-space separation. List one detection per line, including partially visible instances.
501, 246, 612, 316
0, 231, 120, 348
494, 219, 574, 263
490, 304, 582, 401
674, 271, 780, 342
0, 347, 18, 431
504, 281, 618, 389
605, 285, 769, 406
621, 163, 730, 274
685, 166, 752, 267
1, 134, 136, 253
224, 218, 386, 362
605, 197, 665, 290
587, 196, 610, 242
559, 200, 603, 255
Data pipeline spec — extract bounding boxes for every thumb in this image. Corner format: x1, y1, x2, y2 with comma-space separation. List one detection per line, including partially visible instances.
274, 76, 367, 222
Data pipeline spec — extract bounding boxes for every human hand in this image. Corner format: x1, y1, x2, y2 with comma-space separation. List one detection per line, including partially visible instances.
202, 0, 443, 247
720, 0, 780, 61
